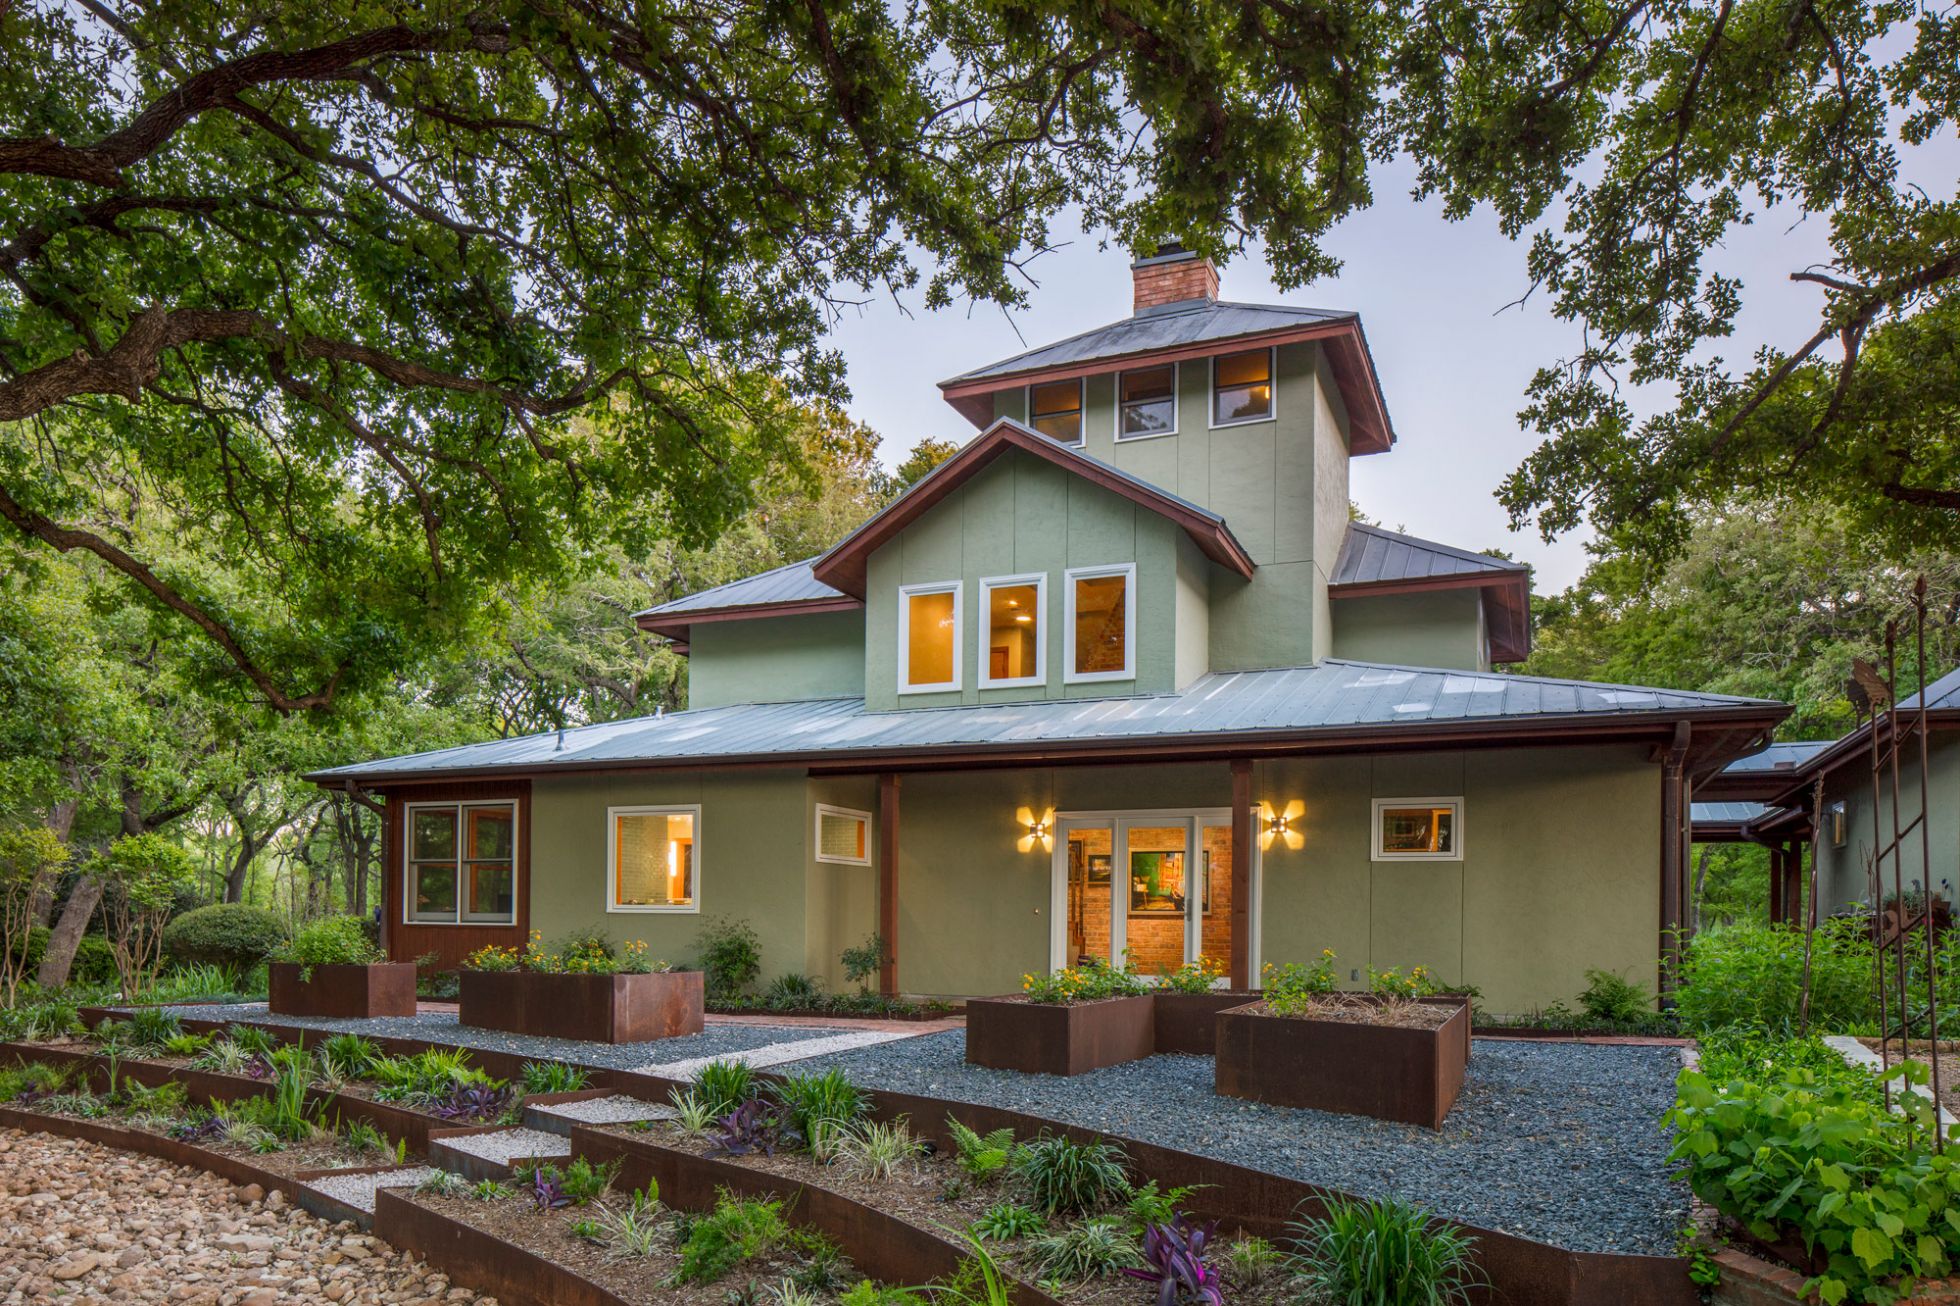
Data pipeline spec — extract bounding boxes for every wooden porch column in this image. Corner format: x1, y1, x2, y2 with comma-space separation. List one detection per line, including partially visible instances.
1658, 725, 1690, 994
877, 773, 900, 997
1784, 841, 1804, 925
1230, 759, 1253, 990
1767, 846, 1787, 925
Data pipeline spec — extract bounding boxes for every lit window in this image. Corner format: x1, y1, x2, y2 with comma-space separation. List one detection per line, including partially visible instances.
1212, 348, 1273, 426
609, 806, 699, 911
1064, 565, 1133, 682
899, 582, 961, 692
815, 804, 872, 866
1371, 798, 1463, 862
406, 802, 518, 924
1118, 365, 1176, 439
1029, 379, 1084, 445
981, 574, 1045, 687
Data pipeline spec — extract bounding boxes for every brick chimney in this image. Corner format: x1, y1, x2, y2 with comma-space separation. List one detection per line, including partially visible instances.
1132, 243, 1219, 314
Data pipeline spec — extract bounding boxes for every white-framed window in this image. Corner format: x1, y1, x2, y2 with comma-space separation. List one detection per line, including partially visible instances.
1063, 564, 1135, 683
607, 805, 701, 913
1371, 798, 1463, 862
1027, 377, 1084, 446
1210, 347, 1275, 428
1117, 363, 1177, 440
405, 801, 518, 925
979, 573, 1046, 688
815, 804, 873, 866
897, 581, 962, 693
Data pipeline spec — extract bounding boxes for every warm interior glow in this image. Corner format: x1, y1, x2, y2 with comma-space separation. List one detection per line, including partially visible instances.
987, 581, 1040, 681
905, 588, 957, 687
616, 810, 695, 906
1071, 573, 1128, 675
1213, 349, 1273, 424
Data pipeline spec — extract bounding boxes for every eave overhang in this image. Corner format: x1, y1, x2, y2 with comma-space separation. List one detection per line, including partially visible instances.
635, 595, 864, 646
1328, 571, 1533, 664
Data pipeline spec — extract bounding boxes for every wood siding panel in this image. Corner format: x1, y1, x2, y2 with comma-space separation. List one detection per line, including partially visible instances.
380, 780, 532, 970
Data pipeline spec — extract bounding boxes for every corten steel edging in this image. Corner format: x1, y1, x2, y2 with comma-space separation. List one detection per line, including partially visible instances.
572, 1125, 1062, 1306
1214, 999, 1470, 1130
964, 994, 1155, 1075
426, 1123, 552, 1183
269, 962, 418, 1019
0, 1103, 304, 1202
457, 969, 706, 1044
1152, 991, 1261, 1055
290, 1161, 426, 1232
519, 1087, 621, 1136
373, 1186, 630, 1306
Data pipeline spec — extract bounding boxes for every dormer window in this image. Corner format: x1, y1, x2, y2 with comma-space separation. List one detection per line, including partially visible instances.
1064, 564, 1134, 683
898, 581, 961, 693
1118, 364, 1177, 440
1211, 348, 1274, 427
1029, 378, 1084, 445
981, 574, 1045, 688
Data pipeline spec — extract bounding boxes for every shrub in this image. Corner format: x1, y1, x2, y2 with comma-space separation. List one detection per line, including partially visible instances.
675, 1190, 789, 1284
1694, 1029, 1883, 1103
96, 834, 198, 997
971, 1200, 1044, 1241
693, 1058, 757, 1116
521, 1060, 591, 1094
1015, 1134, 1129, 1217
1262, 952, 1338, 1015
1021, 956, 1147, 1005
1577, 968, 1651, 1025
0, 827, 68, 1005
841, 934, 887, 992
766, 972, 823, 1008
71, 933, 117, 986
1159, 955, 1227, 994
697, 916, 762, 997
275, 915, 381, 974
1670, 919, 1875, 1034
770, 1068, 867, 1140
1288, 1195, 1482, 1306
161, 903, 289, 971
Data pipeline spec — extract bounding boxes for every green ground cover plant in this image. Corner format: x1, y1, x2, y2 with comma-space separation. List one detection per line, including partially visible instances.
1288, 1195, 1482, 1306
274, 916, 382, 978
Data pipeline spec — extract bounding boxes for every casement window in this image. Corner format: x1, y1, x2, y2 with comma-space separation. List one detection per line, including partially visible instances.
1211, 347, 1274, 427
1117, 364, 1177, 440
898, 582, 962, 693
608, 805, 700, 912
980, 573, 1045, 688
1063, 564, 1135, 683
815, 804, 872, 866
405, 802, 518, 925
1028, 378, 1084, 446
1371, 798, 1463, 862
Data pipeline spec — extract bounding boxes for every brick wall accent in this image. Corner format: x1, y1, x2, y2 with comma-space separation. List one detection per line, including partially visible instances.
1134, 255, 1219, 312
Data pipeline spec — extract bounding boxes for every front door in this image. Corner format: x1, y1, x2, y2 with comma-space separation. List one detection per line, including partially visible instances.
1056, 812, 1238, 979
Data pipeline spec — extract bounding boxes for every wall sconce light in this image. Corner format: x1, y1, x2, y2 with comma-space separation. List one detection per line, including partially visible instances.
1016, 806, 1054, 853
1259, 800, 1305, 852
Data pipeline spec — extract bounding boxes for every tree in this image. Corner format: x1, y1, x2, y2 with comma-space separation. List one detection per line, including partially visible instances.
95, 832, 197, 998
0, 826, 68, 1005
888, 439, 962, 496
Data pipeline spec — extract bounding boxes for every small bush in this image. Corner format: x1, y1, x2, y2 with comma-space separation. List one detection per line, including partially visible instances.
770, 1068, 867, 1140
694, 1059, 757, 1116
521, 1060, 591, 1094
840, 935, 886, 991
697, 917, 762, 997
1288, 1196, 1481, 1306
1262, 952, 1339, 1015
1578, 968, 1651, 1025
1021, 957, 1147, 1005
971, 1201, 1044, 1242
675, 1190, 789, 1284
1671, 919, 1875, 1034
1015, 1134, 1129, 1217
161, 903, 289, 971
1028, 1217, 1141, 1281
766, 972, 823, 1008
71, 933, 119, 986
276, 915, 381, 971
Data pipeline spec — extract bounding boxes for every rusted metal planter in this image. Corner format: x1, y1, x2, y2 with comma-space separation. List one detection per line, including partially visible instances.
375, 1187, 631, 1306
457, 969, 704, 1044
964, 994, 1154, 1076
1214, 997, 1471, 1129
269, 961, 418, 1019
1152, 990, 1261, 1055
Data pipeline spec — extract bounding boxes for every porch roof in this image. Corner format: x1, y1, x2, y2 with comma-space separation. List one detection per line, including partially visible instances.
308, 659, 1786, 785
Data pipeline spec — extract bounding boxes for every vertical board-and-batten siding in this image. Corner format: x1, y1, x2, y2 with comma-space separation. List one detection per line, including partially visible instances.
381, 779, 532, 970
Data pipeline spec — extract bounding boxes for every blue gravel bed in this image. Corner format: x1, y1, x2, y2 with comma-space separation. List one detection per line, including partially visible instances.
150, 1003, 849, 1071
799, 1031, 1688, 1255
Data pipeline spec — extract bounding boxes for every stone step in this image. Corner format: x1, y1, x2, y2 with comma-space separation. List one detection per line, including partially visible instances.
428, 1127, 571, 1183
523, 1095, 677, 1137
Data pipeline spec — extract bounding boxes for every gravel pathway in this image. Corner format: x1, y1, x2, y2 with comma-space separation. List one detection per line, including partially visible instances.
436, 1128, 570, 1166
528, 1096, 676, 1127
799, 1032, 1688, 1254
154, 1003, 848, 1071
302, 1166, 439, 1215
0, 1128, 494, 1304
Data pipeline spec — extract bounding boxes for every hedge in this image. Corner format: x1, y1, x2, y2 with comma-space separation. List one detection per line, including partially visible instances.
160, 903, 289, 971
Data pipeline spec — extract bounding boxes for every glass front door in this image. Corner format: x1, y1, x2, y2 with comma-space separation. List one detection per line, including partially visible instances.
1058, 814, 1234, 979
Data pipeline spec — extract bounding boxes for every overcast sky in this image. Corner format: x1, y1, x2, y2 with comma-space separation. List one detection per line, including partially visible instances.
817, 154, 1853, 594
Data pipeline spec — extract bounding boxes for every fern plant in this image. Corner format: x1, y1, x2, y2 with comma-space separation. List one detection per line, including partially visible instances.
947, 1117, 1016, 1182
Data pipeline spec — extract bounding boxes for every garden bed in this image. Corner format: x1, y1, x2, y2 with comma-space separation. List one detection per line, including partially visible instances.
1151, 990, 1259, 1055
459, 969, 705, 1044
1214, 996, 1470, 1129
965, 994, 1155, 1076
269, 961, 418, 1019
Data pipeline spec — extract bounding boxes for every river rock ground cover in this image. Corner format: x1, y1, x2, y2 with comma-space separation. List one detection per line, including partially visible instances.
0, 1127, 495, 1305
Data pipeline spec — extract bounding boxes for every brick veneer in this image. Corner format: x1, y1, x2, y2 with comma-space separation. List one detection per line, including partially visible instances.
1134, 254, 1219, 311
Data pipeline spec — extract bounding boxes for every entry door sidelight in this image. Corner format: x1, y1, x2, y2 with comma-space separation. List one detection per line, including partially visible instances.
1061, 821, 1115, 967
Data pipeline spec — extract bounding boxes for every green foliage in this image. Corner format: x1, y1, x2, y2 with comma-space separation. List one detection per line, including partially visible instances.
95, 833, 198, 998
970, 1201, 1045, 1242
276, 916, 381, 972
693, 1059, 758, 1117
841, 935, 887, 991
697, 918, 763, 998
520, 1060, 591, 1095
668, 1087, 717, 1134
71, 936, 117, 987
675, 1190, 790, 1285
1577, 969, 1651, 1026
1263, 952, 1339, 1014
1288, 1196, 1483, 1306
1670, 1062, 1959, 1305
1014, 1135, 1130, 1218
946, 1117, 1017, 1182
1221, 1235, 1282, 1286
1122, 1180, 1203, 1232
161, 904, 288, 971
594, 1183, 663, 1257
770, 1068, 868, 1141
1671, 920, 1876, 1034
839, 1284, 928, 1306
1695, 1030, 1884, 1104
0, 1061, 70, 1102
122, 1006, 183, 1053
1020, 956, 1147, 1004
835, 1119, 924, 1181
765, 973, 823, 1009
554, 1156, 620, 1206
1158, 956, 1228, 994
0, 826, 68, 1005
320, 1033, 380, 1080
1027, 1217, 1141, 1281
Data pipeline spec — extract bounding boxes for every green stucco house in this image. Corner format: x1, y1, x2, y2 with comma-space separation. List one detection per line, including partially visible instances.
314, 248, 1789, 1015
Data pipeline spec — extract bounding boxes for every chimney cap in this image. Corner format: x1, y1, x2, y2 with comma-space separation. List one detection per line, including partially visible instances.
1131, 241, 1198, 269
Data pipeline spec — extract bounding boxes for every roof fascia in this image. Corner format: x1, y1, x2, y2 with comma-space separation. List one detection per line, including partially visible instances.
635, 596, 864, 643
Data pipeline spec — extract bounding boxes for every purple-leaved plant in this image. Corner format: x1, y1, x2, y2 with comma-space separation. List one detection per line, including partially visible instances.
531, 1168, 570, 1211
1124, 1216, 1225, 1306
431, 1082, 512, 1123
707, 1099, 801, 1157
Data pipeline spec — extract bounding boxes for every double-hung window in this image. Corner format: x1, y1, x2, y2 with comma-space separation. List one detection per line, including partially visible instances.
1117, 364, 1177, 439
1028, 379, 1084, 445
980, 574, 1045, 688
406, 802, 518, 924
898, 582, 961, 693
609, 806, 700, 912
1064, 564, 1134, 683
1371, 798, 1463, 862
1211, 348, 1274, 426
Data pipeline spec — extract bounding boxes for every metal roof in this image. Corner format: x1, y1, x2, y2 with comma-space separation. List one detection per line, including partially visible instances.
311, 659, 1782, 783
1902, 665, 1960, 712
1331, 524, 1527, 587
1719, 740, 1835, 774
638, 559, 842, 619
941, 300, 1356, 386
1692, 801, 1769, 825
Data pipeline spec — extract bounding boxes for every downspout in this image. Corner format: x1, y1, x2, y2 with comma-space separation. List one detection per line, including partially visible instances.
1659, 723, 1691, 999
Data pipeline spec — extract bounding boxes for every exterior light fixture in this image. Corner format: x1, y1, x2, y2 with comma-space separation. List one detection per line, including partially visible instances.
1259, 800, 1306, 852
1015, 806, 1055, 853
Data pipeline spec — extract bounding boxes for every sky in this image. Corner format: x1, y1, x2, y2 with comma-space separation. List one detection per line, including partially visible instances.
817, 154, 1851, 594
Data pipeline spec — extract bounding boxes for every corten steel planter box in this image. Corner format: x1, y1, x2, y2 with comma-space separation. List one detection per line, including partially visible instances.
1214, 997, 1471, 1129
458, 968, 704, 1044
1152, 990, 1261, 1055
268, 961, 418, 1019
964, 994, 1155, 1076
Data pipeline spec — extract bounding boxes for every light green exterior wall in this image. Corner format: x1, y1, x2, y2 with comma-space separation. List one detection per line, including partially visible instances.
1811, 735, 1960, 914
859, 450, 1190, 711
685, 611, 865, 709
1330, 590, 1491, 673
